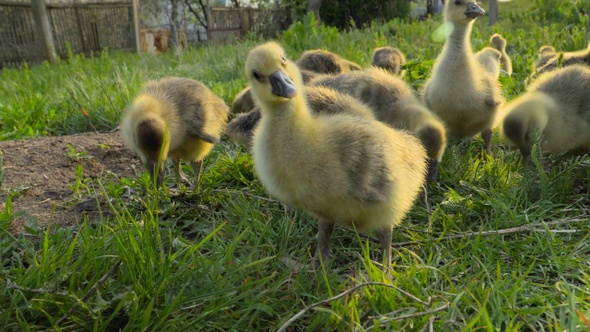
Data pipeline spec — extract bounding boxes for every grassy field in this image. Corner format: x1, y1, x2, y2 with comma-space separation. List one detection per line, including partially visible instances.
1, 0, 590, 330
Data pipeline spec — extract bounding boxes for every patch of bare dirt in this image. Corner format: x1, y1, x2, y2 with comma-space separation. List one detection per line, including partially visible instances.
0, 131, 142, 232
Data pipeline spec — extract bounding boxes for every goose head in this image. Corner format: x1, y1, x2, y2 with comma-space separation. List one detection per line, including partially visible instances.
245, 42, 301, 106
491, 34, 506, 50
502, 92, 552, 158
445, 0, 485, 25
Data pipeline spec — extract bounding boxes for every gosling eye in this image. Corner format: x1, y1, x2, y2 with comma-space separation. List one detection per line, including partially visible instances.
281, 56, 287, 68
454, 0, 462, 5
252, 70, 263, 83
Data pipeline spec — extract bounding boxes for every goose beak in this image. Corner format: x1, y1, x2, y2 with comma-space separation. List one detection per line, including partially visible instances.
519, 146, 531, 160
270, 70, 297, 99
465, 2, 485, 19
426, 159, 439, 183
146, 160, 164, 187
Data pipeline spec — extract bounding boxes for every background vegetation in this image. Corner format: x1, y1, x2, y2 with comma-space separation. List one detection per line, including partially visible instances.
1, 0, 590, 330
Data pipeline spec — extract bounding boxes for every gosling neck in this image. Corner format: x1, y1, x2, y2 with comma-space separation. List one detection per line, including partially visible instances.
445, 21, 475, 55
523, 94, 552, 133
260, 93, 312, 125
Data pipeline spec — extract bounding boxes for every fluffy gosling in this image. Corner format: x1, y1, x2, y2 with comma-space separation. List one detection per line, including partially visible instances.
310, 67, 447, 182
247, 42, 427, 268
296, 49, 362, 74
422, 0, 504, 153
490, 33, 513, 76
371, 46, 407, 76
120, 77, 229, 189
502, 65, 590, 158
475, 47, 503, 79
529, 42, 590, 83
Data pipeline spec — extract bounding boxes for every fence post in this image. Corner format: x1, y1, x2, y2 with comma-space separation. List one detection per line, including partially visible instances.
132, 0, 141, 53
31, 0, 58, 63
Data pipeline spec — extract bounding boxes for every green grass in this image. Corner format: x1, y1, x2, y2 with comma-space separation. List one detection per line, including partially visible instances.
1, 1, 590, 330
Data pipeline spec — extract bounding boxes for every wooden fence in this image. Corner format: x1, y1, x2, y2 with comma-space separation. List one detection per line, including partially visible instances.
0, 0, 136, 68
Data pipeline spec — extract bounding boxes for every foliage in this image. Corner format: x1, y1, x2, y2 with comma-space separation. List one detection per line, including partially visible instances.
321, 0, 411, 30
1, 0, 590, 330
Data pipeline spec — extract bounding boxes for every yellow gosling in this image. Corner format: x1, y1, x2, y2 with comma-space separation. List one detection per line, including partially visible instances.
120, 77, 229, 189
422, 1, 504, 153
247, 42, 427, 268
503, 65, 590, 158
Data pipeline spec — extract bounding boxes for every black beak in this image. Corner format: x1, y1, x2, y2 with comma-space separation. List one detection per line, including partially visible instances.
426, 159, 439, 183
146, 160, 164, 187
269, 70, 297, 99
519, 146, 532, 160
465, 2, 485, 19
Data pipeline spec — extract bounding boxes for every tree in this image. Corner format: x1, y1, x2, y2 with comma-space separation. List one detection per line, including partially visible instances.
321, 0, 411, 29
31, 0, 57, 63
170, 0, 180, 52
185, 0, 209, 30
489, 0, 498, 25
427, 0, 445, 18
141, 0, 170, 26
307, 0, 322, 23
426, 0, 434, 17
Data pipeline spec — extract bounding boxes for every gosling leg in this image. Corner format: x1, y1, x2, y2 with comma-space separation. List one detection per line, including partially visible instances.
375, 227, 393, 268
481, 128, 493, 154
172, 158, 190, 187
190, 160, 204, 191
314, 220, 334, 268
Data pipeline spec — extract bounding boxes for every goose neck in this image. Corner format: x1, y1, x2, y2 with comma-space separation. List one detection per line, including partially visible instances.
447, 23, 474, 53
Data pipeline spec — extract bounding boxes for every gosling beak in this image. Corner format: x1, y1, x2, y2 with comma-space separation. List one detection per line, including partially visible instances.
146, 160, 164, 187
519, 146, 532, 160
269, 70, 297, 99
465, 2, 485, 19
426, 159, 439, 183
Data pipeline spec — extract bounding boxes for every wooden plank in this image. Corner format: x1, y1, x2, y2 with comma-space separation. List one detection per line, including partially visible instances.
0, 1, 30, 7
0, 0, 130, 7
74, 7, 87, 53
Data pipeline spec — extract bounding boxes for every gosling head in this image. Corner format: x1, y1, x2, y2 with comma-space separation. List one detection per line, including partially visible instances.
245, 42, 301, 105
445, 0, 485, 25
539, 45, 556, 57
491, 34, 506, 50
502, 92, 553, 159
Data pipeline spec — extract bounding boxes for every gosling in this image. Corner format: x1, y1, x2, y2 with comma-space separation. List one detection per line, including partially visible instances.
529, 42, 590, 82
371, 46, 407, 76
475, 47, 503, 79
422, 1, 504, 153
247, 42, 427, 268
226, 85, 375, 150
296, 49, 362, 74
310, 67, 447, 183
120, 77, 229, 189
231, 87, 256, 114
490, 33, 513, 76
536, 45, 556, 69
502, 65, 590, 158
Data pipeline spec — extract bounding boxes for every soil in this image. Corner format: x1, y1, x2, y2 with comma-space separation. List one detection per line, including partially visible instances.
0, 131, 143, 233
